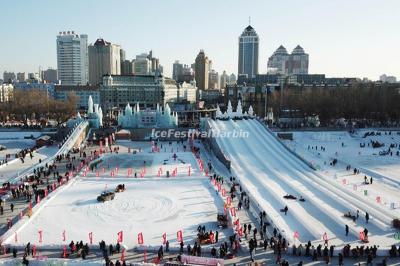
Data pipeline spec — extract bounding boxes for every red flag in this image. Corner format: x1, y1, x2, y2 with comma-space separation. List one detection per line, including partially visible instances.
294, 231, 300, 239
209, 232, 215, 243
359, 231, 365, 241
230, 207, 236, 217
44, 189, 48, 197
120, 249, 125, 262
38, 230, 43, 243
226, 197, 232, 205
322, 232, 328, 241
63, 245, 67, 258
376, 196, 381, 203
89, 232, 93, 244
32, 245, 37, 257
37, 195, 41, 204
19, 211, 23, 219
144, 249, 147, 262
238, 227, 243, 236
188, 166, 191, 176
177, 230, 183, 242
62, 230, 66, 242
138, 232, 144, 245
117, 231, 123, 243
222, 188, 226, 197
162, 233, 167, 244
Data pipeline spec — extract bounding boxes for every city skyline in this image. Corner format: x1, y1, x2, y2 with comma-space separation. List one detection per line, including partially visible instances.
1, 0, 400, 80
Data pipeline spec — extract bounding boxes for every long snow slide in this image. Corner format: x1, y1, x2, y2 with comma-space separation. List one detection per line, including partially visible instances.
210, 119, 399, 249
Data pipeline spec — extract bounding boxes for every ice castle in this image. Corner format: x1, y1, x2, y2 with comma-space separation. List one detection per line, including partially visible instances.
117, 102, 178, 128
215, 100, 255, 119
66, 95, 103, 128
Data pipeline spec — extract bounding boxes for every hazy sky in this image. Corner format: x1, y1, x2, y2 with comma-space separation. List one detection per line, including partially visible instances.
1, 0, 399, 80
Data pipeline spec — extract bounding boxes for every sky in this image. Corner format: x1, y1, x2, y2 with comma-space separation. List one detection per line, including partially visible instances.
0, 0, 399, 80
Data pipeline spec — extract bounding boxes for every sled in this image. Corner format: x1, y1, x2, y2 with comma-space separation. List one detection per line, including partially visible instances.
115, 184, 125, 193
217, 213, 228, 228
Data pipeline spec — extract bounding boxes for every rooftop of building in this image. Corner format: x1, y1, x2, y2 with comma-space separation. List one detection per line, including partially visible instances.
55, 84, 100, 91
240, 25, 258, 37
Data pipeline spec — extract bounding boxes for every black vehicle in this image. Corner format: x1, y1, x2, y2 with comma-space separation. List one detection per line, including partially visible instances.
97, 191, 115, 202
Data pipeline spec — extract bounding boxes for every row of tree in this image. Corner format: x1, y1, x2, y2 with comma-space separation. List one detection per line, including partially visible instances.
267, 83, 400, 123
0, 90, 79, 125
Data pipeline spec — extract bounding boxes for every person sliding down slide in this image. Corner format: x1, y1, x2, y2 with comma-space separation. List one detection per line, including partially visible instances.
280, 206, 288, 215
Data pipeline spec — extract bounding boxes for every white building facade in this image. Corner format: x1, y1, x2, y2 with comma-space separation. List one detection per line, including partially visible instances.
56, 31, 88, 85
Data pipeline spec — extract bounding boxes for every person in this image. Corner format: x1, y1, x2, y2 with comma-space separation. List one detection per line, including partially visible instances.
284, 205, 288, 215
10, 203, 14, 212
356, 210, 359, 220
366, 212, 369, 223
370, 177, 373, 184
215, 231, 219, 243
345, 225, 349, 236
338, 253, 343, 266
364, 228, 369, 237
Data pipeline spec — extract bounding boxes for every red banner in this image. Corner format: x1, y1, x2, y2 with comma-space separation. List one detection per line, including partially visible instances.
120, 249, 125, 262
322, 232, 328, 241
38, 230, 43, 243
230, 207, 236, 217
162, 233, 167, 244
89, 232, 93, 244
117, 231, 123, 243
177, 230, 183, 242
138, 232, 144, 245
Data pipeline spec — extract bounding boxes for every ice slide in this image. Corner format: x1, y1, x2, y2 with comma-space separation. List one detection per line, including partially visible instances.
210, 119, 398, 247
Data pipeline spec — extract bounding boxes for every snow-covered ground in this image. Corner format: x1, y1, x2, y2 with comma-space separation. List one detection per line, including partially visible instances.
284, 130, 400, 180
281, 130, 400, 219
0, 131, 42, 160
3, 146, 231, 248
0, 145, 58, 184
210, 119, 400, 250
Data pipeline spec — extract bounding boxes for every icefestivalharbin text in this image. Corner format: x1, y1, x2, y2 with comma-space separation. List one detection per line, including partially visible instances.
151, 128, 249, 139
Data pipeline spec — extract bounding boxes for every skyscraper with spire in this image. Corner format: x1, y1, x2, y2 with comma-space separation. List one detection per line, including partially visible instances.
238, 23, 259, 79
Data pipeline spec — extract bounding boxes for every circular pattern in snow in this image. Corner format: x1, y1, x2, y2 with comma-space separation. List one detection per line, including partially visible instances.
75, 193, 181, 224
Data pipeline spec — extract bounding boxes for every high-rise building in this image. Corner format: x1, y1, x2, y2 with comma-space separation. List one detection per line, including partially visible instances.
220, 71, 229, 90
194, 50, 210, 90
17, 72, 26, 82
172, 60, 183, 81
42, 68, 58, 83
267, 45, 309, 75
56, 31, 88, 85
289, 45, 309, 75
267, 45, 289, 74
3, 71, 16, 83
121, 60, 134, 75
179, 64, 195, 83
132, 51, 162, 75
229, 73, 237, 85
208, 69, 219, 89
238, 25, 259, 79
133, 53, 151, 75
0, 84, 13, 102
120, 49, 126, 62
88, 38, 121, 85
